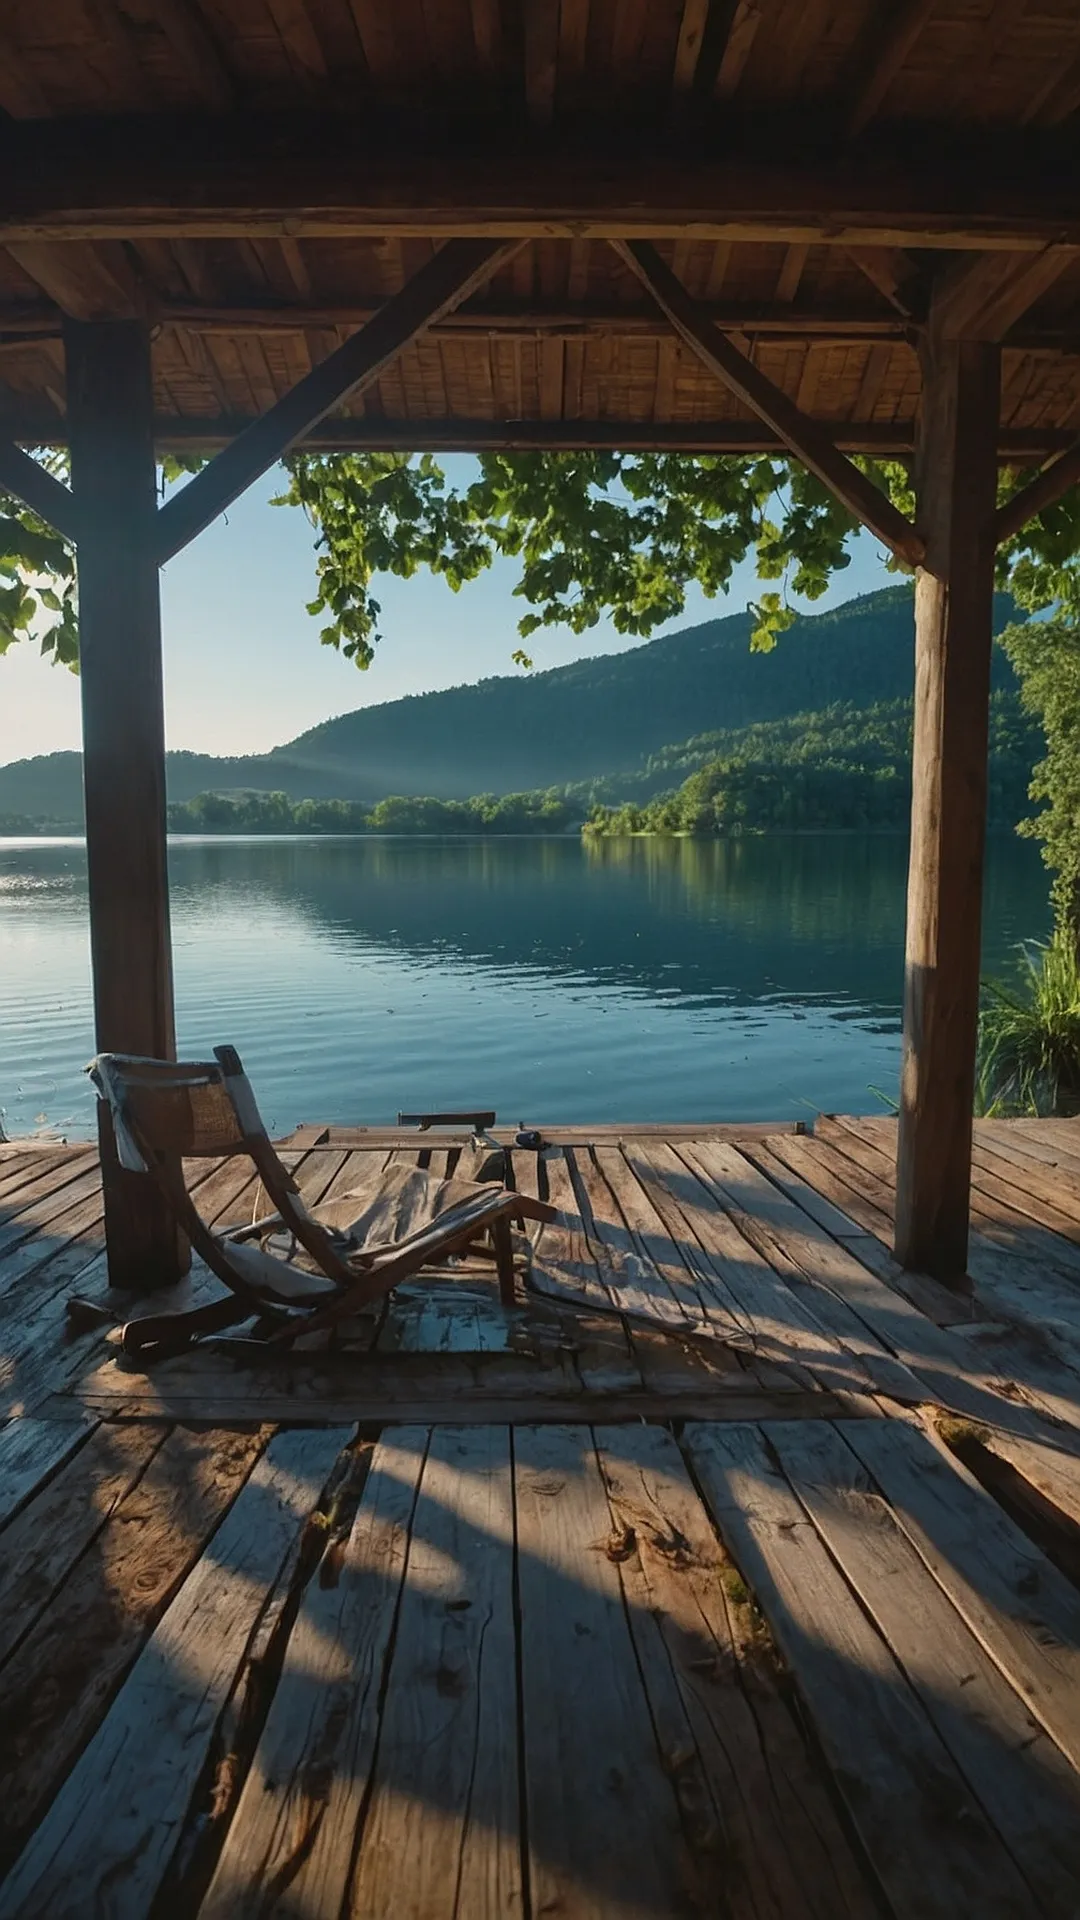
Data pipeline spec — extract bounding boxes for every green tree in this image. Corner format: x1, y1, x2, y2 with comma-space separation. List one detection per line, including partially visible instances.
6, 447, 1080, 671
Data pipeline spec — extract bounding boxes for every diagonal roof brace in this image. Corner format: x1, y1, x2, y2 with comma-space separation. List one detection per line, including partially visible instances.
613, 239, 924, 566
153, 237, 521, 564
0, 438, 80, 542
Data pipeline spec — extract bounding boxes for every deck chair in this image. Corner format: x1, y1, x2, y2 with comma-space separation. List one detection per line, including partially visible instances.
87, 1047, 554, 1363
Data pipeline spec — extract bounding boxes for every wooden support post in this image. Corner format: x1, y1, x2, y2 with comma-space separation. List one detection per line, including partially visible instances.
894, 329, 1001, 1282
65, 319, 187, 1290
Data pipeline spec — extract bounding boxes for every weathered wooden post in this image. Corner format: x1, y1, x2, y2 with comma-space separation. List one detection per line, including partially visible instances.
65, 318, 187, 1289
894, 317, 1001, 1281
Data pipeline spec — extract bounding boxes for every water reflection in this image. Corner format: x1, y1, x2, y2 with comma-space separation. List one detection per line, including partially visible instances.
0, 833, 1051, 1138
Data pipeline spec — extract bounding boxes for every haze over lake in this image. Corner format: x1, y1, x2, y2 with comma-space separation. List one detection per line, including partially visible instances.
0, 832, 1050, 1141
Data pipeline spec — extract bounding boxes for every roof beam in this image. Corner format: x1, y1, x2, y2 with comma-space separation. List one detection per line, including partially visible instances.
0, 439, 80, 540
5, 117, 1080, 252
154, 237, 517, 561
613, 238, 924, 564
0, 299, 915, 339
995, 437, 1080, 544
5, 414, 1074, 461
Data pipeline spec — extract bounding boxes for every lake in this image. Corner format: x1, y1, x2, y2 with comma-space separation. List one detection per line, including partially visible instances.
0, 831, 1051, 1142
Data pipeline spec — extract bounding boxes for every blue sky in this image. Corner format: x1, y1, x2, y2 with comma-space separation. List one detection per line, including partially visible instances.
1, 460, 893, 765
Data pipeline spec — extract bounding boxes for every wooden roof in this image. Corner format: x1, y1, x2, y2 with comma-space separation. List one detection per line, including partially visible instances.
2, 0, 1080, 456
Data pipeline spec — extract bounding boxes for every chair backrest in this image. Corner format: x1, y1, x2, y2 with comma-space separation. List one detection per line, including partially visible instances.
87, 1045, 356, 1288
88, 1048, 255, 1167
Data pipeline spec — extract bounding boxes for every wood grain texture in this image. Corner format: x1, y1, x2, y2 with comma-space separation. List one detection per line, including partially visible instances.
895, 326, 1001, 1279
347, 1426, 521, 1917
768, 1418, 1080, 1914
685, 1420, 1037, 1918
840, 1417, 1080, 1773
0, 1424, 268, 1873
595, 1422, 878, 1918
513, 1423, 689, 1919
200, 1428, 427, 1918
0, 1416, 95, 1530
0, 1426, 347, 1919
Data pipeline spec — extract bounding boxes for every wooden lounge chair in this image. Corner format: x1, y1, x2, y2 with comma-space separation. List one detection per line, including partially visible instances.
87, 1047, 554, 1362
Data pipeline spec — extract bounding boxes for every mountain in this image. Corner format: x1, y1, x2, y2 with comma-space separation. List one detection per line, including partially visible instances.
0, 586, 1022, 824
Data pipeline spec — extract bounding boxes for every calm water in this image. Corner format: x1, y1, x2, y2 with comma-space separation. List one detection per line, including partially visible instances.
0, 832, 1052, 1141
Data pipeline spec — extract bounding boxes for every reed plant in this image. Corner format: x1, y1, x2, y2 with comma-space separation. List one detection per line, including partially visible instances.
977, 929, 1080, 1115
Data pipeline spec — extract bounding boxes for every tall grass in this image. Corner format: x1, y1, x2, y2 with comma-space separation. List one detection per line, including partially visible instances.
977, 930, 1080, 1115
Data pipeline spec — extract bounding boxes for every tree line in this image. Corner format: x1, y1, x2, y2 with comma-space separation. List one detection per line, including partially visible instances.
584, 693, 1040, 837
165, 788, 580, 835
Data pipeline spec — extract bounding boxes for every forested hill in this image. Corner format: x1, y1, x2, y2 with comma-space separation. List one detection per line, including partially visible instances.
0, 585, 1021, 822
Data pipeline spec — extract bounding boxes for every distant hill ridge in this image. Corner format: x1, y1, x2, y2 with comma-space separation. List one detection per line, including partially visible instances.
0, 586, 1021, 823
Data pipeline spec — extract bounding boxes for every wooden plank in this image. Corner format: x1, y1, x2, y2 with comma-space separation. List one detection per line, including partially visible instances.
0, 1423, 269, 1876
614, 240, 924, 565
597, 1143, 751, 1343
978, 1116, 1080, 1179
0, 1416, 95, 1531
568, 1145, 698, 1334
956, 1422, 1080, 1535
199, 1429, 426, 1918
66, 316, 184, 1289
0, 1426, 348, 1918
625, 1140, 872, 1395
677, 1141, 927, 1402
768, 1419, 1080, 1913
0, 1422, 163, 1674
0, 1147, 84, 1203
526, 1147, 614, 1312
155, 239, 518, 560
841, 1417, 1080, 1775
54, 1380, 874, 1424
820, 1117, 1080, 1367
895, 327, 1002, 1279
684, 1139, 1080, 1437
592, 1143, 749, 1336
514, 1424, 690, 1918
684, 1420, 1037, 1918
745, 1136, 975, 1326
594, 1423, 878, 1919
347, 1426, 521, 1915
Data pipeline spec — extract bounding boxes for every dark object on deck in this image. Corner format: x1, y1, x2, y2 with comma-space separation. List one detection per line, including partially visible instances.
87, 1048, 553, 1363
398, 1110, 498, 1130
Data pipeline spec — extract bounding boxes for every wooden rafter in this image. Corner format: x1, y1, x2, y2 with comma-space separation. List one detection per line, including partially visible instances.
0, 30, 49, 115
141, 0, 235, 110
0, 439, 79, 540
524, 0, 559, 126
7, 119, 1080, 252
847, 0, 938, 136
613, 239, 924, 565
5, 242, 145, 321
995, 437, 1080, 544
154, 237, 518, 561
672, 0, 743, 109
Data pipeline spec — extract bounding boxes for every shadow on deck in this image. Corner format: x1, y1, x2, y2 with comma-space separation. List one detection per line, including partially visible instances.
2, 1116, 1080, 1916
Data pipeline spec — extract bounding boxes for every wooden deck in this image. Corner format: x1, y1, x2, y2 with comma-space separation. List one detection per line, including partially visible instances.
3, 1117, 1080, 1916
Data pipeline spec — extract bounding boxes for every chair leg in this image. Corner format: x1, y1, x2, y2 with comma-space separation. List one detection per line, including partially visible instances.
493, 1215, 516, 1307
